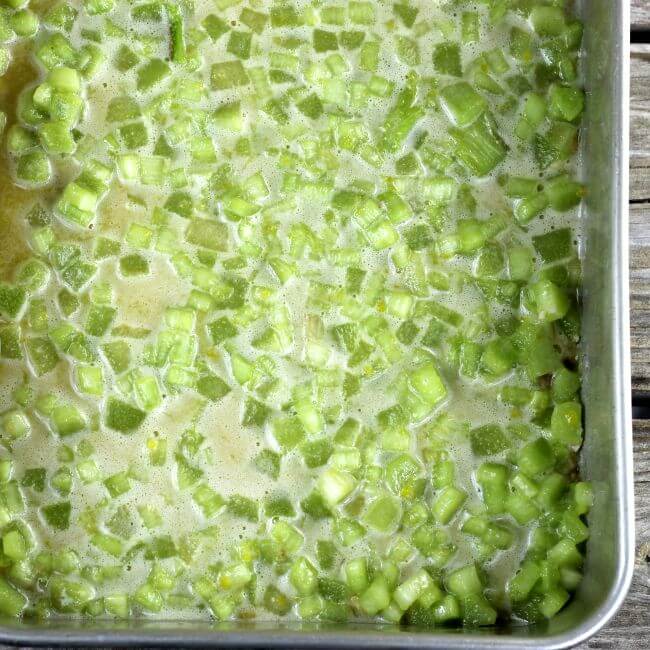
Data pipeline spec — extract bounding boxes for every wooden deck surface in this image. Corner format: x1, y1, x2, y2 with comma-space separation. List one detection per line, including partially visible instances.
630, 45, 650, 396
632, 0, 650, 31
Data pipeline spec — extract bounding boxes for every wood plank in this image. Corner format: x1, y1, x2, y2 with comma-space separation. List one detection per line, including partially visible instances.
631, 46, 650, 114
576, 420, 650, 649
630, 158, 650, 204
632, 0, 650, 31
631, 204, 650, 395
630, 46, 650, 202
628, 46, 650, 394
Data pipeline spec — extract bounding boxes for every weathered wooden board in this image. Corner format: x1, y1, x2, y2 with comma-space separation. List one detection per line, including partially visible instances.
630, 155, 650, 203
631, 204, 650, 396
622, 33, 650, 648
632, 0, 650, 31
630, 46, 650, 204
628, 46, 650, 395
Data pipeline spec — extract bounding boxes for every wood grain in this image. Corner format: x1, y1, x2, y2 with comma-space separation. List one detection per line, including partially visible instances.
632, 0, 650, 31
630, 46, 650, 203
629, 46, 650, 395
631, 204, 650, 395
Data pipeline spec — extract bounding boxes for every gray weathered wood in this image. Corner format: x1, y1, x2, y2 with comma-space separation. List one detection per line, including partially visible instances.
630, 46, 650, 203
632, 0, 650, 31
628, 46, 650, 394
629, 155, 650, 203
631, 204, 650, 395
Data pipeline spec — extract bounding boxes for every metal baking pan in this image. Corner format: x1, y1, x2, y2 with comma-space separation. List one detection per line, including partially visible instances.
0, 0, 634, 646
